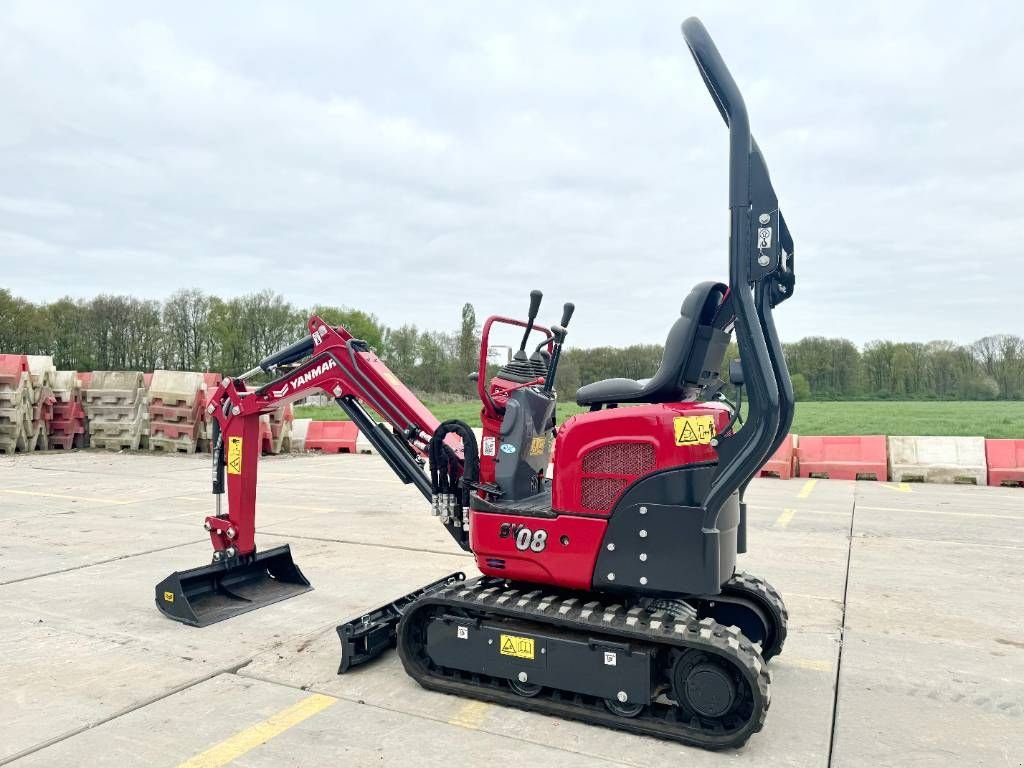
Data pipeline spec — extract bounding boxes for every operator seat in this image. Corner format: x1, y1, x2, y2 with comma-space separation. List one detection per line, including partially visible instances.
575, 281, 731, 407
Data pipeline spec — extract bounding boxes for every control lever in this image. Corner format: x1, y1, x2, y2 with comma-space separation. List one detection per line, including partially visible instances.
531, 301, 576, 360
560, 302, 575, 328
514, 290, 543, 361
542, 324, 567, 394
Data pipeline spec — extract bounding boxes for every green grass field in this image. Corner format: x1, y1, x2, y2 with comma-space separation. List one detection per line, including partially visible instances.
295, 399, 1023, 438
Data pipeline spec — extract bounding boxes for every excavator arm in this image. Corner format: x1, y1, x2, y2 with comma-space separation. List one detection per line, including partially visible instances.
155, 314, 459, 627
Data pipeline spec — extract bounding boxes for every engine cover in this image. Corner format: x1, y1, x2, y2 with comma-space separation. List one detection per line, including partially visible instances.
551, 402, 732, 516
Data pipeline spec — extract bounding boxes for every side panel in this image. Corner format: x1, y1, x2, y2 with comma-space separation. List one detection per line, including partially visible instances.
593, 465, 740, 597
551, 402, 732, 516
470, 511, 607, 590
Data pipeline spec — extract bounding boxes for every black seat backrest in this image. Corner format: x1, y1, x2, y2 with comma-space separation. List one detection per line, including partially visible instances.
574, 281, 732, 407
643, 281, 731, 402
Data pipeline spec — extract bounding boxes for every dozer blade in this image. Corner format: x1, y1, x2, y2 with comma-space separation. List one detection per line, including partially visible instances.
155, 544, 312, 627
336, 571, 465, 673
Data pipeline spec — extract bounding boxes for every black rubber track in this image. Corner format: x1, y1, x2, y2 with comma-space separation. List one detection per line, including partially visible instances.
691, 572, 789, 661
397, 577, 772, 751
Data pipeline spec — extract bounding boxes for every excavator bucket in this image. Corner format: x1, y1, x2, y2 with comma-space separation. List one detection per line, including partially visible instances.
155, 544, 312, 627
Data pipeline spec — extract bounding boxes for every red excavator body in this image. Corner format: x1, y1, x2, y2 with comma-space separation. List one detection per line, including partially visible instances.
156, 17, 798, 751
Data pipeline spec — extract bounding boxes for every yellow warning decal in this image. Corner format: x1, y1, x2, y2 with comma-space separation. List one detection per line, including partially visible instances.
163, 591, 175, 603
227, 436, 243, 475
528, 436, 547, 456
673, 415, 716, 446
499, 634, 535, 660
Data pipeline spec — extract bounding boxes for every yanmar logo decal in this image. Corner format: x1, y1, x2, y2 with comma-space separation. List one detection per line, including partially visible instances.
290, 358, 337, 391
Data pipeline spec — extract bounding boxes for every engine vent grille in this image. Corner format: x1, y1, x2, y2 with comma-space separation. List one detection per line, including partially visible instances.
582, 442, 655, 475
580, 442, 655, 512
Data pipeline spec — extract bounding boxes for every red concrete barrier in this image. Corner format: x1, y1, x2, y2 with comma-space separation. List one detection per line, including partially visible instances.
304, 421, 359, 453
759, 434, 796, 479
986, 439, 1024, 487
797, 435, 887, 481
0, 354, 28, 388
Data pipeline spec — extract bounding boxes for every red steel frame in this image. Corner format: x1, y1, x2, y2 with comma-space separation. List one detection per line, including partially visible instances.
203, 314, 442, 558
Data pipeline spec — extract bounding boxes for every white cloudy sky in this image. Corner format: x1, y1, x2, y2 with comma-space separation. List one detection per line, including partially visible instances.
1, 1, 1022, 348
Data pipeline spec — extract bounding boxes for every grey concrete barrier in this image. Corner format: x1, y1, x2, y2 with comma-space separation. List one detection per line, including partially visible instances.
887, 435, 987, 485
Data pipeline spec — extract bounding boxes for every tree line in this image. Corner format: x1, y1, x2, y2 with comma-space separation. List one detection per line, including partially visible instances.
1, 288, 1022, 401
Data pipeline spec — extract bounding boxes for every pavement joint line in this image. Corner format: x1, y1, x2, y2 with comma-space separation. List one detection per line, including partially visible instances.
797, 478, 818, 499
857, 504, 1022, 521
176, 692, 338, 768
852, 533, 1024, 551
773, 508, 796, 529
258, 531, 474, 560
0, 538, 208, 587
826, 497, 856, 767
0, 660, 253, 767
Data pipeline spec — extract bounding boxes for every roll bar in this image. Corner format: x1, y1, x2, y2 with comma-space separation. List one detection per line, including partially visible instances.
680, 18, 796, 528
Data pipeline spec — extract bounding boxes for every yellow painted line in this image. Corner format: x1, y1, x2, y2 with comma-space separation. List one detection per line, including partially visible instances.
0, 488, 138, 505
447, 700, 492, 730
880, 483, 912, 493
797, 479, 818, 499
782, 658, 831, 672
178, 693, 336, 768
774, 508, 796, 529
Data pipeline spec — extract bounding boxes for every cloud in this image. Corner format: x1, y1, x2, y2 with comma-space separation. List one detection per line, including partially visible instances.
0, 0, 1021, 349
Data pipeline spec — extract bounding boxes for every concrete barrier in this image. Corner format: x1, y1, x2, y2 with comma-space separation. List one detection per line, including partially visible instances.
290, 418, 312, 452
49, 371, 85, 450
797, 435, 887, 481
0, 354, 35, 454
305, 421, 359, 453
147, 370, 206, 454
82, 372, 145, 451
760, 434, 796, 479
985, 439, 1024, 487
887, 436, 987, 485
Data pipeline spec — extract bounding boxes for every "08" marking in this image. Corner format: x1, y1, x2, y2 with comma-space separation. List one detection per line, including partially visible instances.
514, 527, 548, 552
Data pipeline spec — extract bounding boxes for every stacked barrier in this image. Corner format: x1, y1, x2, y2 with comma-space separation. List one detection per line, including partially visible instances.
0, 354, 32, 454
83, 371, 146, 451
49, 371, 86, 450
260, 404, 294, 455
148, 370, 206, 454
196, 373, 222, 453
25, 356, 57, 450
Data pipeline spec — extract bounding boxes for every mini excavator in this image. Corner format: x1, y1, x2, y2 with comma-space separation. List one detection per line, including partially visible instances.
156, 18, 796, 750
